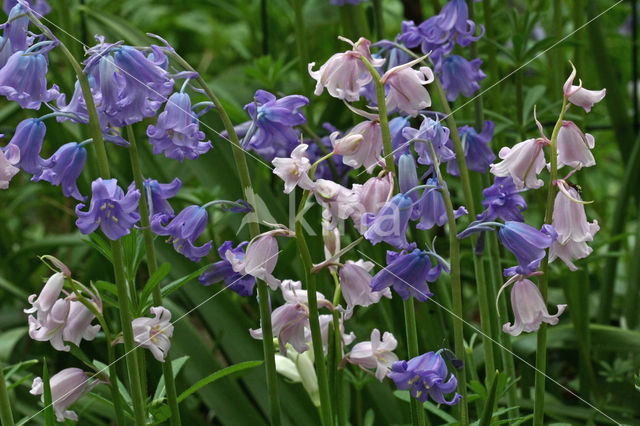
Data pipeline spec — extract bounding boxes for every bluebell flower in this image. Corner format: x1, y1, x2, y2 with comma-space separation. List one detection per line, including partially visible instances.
305, 124, 350, 183
416, 177, 467, 230
398, 153, 421, 220
151, 205, 212, 262
32, 142, 87, 201
436, 55, 485, 102
403, 117, 456, 166
3, 4, 30, 53
75, 178, 141, 240
447, 120, 495, 176
147, 92, 212, 161
5, 118, 49, 174
3, 0, 50, 16
243, 90, 309, 161
112, 45, 173, 105
0, 36, 11, 69
198, 241, 256, 297
477, 176, 527, 222
370, 249, 443, 301
364, 194, 414, 250
0, 51, 59, 109
435, 0, 483, 47
389, 116, 411, 160
389, 351, 461, 405
128, 177, 181, 218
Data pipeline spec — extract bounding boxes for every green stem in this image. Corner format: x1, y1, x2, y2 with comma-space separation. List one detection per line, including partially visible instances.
291, 0, 312, 97
0, 360, 14, 426
331, 275, 346, 426
126, 126, 182, 426
403, 299, 426, 426
169, 52, 282, 426
534, 96, 568, 426
426, 142, 468, 426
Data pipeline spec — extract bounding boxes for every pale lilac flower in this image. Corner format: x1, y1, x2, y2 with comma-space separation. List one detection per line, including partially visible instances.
280, 279, 330, 306
334, 119, 383, 173
563, 63, 606, 113
309, 37, 384, 102
339, 260, 391, 318
62, 300, 101, 348
502, 278, 566, 336
347, 329, 398, 381
313, 179, 359, 229
130, 306, 174, 362
552, 185, 599, 244
0, 144, 20, 189
251, 302, 310, 354
199, 241, 256, 296
30, 368, 97, 422
351, 174, 393, 231
272, 143, 315, 193
315, 314, 355, 355
24, 272, 65, 321
228, 231, 289, 290
404, 117, 456, 166
557, 121, 595, 169
549, 239, 595, 272
380, 56, 434, 117
490, 138, 547, 190
28, 297, 70, 351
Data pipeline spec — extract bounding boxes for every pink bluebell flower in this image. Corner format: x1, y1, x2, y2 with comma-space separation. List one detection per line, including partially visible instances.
490, 138, 547, 190
0, 143, 20, 189
62, 299, 101, 347
380, 56, 434, 117
436, 55, 485, 102
447, 120, 495, 175
476, 176, 527, 222
24, 272, 65, 322
151, 205, 212, 261
30, 368, 98, 422
3, 118, 49, 175
76, 178, 141, 241
128, 177, 181, 218
333, 119, 383, 173
339, 260, 391, 318
199, 241, 256, 296
313, 179, 359, 229
128, 306, 174, 362
389, 351, 461, 405
556, 121, 596, 169
0, 50, 59, 109
347, 329, 398, 381
351, 173, 394, 231
252, 302, 310, 354
27, 297, 69, 351
32, 142, 87, 201
272, 143, 315, 194
563, 62, 606, 113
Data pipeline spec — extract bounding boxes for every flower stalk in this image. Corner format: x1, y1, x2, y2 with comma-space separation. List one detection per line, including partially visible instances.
0, 359, 14, 426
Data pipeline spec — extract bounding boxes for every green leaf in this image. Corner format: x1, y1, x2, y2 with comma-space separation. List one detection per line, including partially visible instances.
393, 390, 457, 423
177, 360, 263, 403
152, 355, 189, 404
522, 85, 546, 124
479, 371, 500, 426
84, 234, 112, 262
42, 359, 55, 426
159, 265, 208, 299
139, 262, 171, 311
0, 328, 27, 362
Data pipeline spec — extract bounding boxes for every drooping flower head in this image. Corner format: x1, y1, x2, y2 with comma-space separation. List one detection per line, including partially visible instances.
476, 176, 527, 222
403, 117, 456, 166
313, 179, 359, 229
32, 142, 87, 201
199, 241, 256, 297
129, 177, 181, 218
380, 56, 434, 117
117, 306, 174, 362
30, 368, 98, 423
490, 137, 547, 190
0, 143, 20, 189
398, 153, 420, 218
389, 351, 462, 405
347, 329, 399, 381
389, 116, 412, 160
364, 193, 414, 249
563, 62, 606, 113
334, 117, 383, 173
416, 177, 467, 230
556, 121, 596, 169
350, 173, 394, 231
436, 55, 485, 102
147, 91, 212, 161
447, 120, 495, 175
24, 271, 65, 322
0, 50, 59, 109
151, 205, 212, 262
4, 118, 48, 175
4, 0, 50, 17
272, 143, 315, 194
75, 178, 141, 241
3, 3, 30, 52
339, 260, 391, 318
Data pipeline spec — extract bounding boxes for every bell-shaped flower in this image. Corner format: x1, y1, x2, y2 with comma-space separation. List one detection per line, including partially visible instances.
404, 117, 456, 166
499, 222, 556, 276
227, 231, 290, 290
151, 205, 212, 261
502, 278, 566, 336
447, 120, 495, 175
351, 173, 394, 231
389, 116, 412, 160
62, 299, 101, 348
490, 138, 547, 190
313, 179, 359, 229
347, 329, 398, 381
557, 121, 595, 169
436, 55, 485, 102
4, 0, 50, 17
380, 56, 434, 117
0, 51, 59, 109
417, 177, 467, 230
129, 177, 181, 218
252, 302, 310, 354
389, 351, 461, 405
27, 297, 70, 351
272, 143, 315, 193
128, 306, 174, 362
332, 128, 381, 174
243, 90, 309, 161
563, 62, 606, 113
339, 260, 391, 318
552, 184, 599, 244
0, 143, 20, 189
549, 239, 595, 272
308, 37, 384, 102
477, 176, 527, 222
32, 142, 87, 201
76, 178, 141, 241
30, 368, 98, 423
24, 271, 65, 321
370, 249, 443, 301
147, 92, 212, 161
364, 193, 414, 249
3, 4, 30, 52
199, 241, 256, 296
5, 118, 49, 175
398, 153, 419, 216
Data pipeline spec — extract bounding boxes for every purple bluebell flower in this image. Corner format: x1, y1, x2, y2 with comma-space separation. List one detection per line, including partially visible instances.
75, 178, 141, 240
32, 142, 87, 201
0, 36, 12, 69
389, 116, 411, 160
151, 205, 212, 262
147, 92, 211, 160
3, 0, 50, 17
243, 90, 309, 161
199, 241, 256, 297
403, 117, 456, 166
0, 51, 59, 109
4, 118, 49, 174
389, 351, 461, 405
370, 249, 442, 301
128, 177, 181, 218
3, 4, 30, 53
417, 177, 467, 230
447, 120, 495, 176
436, 55, 485, 102
435, 0, 483, 48
477, 176, 527, 222
364, 193, 414, 250
398, 153, 421, 220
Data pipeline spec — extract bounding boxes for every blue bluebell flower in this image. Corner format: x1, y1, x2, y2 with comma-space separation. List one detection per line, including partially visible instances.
4, 118, 49, 174
477, 176, 527, 222
199, 241, 256, 297
364, 193, 414, 250
403, 117, 456, 167
3, 4, 30, 53
447, 120, 495, 175
151, 205, 212, 262
0, 51, 59, 109
436, 55, 485, 102
147, 92, 211, 161
389, 116, 411, 160
416, 177, 467, 230
33, 142, 87, 201
3, 0, 50, 17
0, 36, 11, 69
370, 249, 443, 301
243, 90, 309, 161
128, 177, 181, 218
398, 153, 421, 220
75, 178, 141, 240
389, 351, 462, 405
